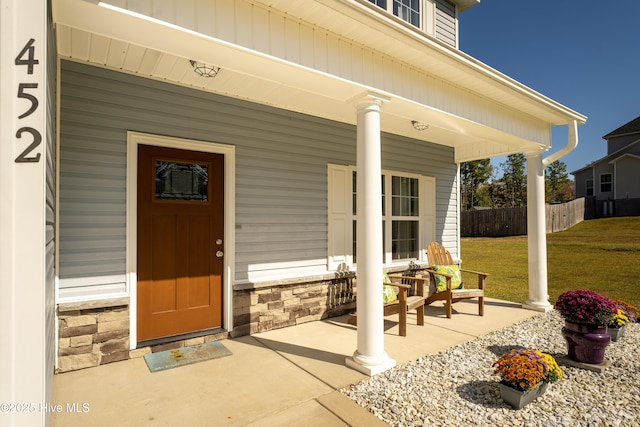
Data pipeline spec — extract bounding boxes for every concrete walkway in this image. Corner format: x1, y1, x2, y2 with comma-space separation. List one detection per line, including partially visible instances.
51, 298, 541, 426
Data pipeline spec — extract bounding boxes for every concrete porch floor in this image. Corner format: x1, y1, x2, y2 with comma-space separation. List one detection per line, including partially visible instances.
51, 298, 541, 426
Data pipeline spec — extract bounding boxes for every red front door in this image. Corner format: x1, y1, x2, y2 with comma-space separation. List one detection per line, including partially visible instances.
137, 144, 224, 342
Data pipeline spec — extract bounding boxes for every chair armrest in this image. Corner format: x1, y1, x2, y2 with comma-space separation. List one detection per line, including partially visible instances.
388, 274, 427, 296
459, 269, 488, 290
389, 282, 412, 290
460, 268, 489, 277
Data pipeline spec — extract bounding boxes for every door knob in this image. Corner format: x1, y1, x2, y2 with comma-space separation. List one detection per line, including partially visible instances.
216, 251, 224, 258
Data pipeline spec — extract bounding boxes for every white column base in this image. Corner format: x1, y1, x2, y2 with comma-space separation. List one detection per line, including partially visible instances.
345, 351, 396, 376
522, 300, 554, 312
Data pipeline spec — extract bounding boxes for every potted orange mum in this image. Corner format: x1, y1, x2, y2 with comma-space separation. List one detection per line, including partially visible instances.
492, 348, 562, 409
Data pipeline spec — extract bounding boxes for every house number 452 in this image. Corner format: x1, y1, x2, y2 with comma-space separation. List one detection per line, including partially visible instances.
14, 38, 42, 163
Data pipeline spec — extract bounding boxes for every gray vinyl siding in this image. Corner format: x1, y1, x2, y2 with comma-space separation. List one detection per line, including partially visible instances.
572, 169, 591, 198
615, 156, 640, 199
59, 60, 457, 295
381, 132, 457, 249
435, 0, 457, 47
607, 135, 639, 155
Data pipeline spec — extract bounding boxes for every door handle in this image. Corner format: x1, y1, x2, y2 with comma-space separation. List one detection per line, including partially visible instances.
215, 251, 224, 258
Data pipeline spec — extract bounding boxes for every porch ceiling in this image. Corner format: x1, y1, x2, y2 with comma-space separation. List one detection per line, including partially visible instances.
53, 0, 586, 163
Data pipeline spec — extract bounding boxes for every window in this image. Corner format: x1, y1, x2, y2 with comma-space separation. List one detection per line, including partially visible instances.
328, 164, 435, 269
155, 160, 208, 201
600, 174, 612, 193
367, 0, 458, 45
368, 0, 421, 29
391, 176, 420, 260
585, 179, 593, 197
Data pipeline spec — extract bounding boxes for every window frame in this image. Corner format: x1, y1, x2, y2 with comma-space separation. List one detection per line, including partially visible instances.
367, 0, 431, 33
327, 164, 435, 270
388, 174, 421, 262
585, 179, 593, 197
599, 173, 612, 193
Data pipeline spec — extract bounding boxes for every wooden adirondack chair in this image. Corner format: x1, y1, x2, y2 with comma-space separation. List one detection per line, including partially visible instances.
413, 242, 488, 318
348, 275, 426, 337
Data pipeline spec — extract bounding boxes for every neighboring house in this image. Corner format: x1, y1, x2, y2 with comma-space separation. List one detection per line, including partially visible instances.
1, 1, 587, 424
572, 116, 640, 217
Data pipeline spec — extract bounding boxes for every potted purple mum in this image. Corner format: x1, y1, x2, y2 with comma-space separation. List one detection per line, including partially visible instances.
554, 289, 617, 364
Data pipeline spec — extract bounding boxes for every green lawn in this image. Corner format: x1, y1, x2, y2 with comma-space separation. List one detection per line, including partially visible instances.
460, 217, 640, 309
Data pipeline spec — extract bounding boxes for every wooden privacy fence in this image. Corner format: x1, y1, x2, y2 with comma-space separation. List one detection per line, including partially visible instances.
461, 198, 585, 237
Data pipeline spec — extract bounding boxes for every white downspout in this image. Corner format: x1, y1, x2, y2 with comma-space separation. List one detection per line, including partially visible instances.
524, 119, 579, 312
543, 120, 578, 167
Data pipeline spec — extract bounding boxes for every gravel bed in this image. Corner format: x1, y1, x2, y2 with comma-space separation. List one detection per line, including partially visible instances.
341, 311, 640, 427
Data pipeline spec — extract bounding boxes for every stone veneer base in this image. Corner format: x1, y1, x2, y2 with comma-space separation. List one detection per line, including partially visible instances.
56, 275, 356, 373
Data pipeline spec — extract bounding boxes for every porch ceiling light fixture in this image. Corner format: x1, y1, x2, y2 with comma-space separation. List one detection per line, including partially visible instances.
411, 120, 429, 131
189, 60, 221, 78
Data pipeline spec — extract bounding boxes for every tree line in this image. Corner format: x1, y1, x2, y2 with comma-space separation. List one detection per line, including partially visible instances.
460, 154, 572, 211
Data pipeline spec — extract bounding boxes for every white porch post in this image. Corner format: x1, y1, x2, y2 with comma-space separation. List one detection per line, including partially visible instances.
1, 0, 50, 426
523, 151, 553, 311
345, 93, 396, 375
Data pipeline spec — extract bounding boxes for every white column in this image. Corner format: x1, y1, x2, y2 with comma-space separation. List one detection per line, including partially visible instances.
523, 151, 553, 311
345, 93, 395, 375
0, 1, 50, 426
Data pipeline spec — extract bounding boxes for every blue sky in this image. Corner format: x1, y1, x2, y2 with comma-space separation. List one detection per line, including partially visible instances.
458, 0, 639, 176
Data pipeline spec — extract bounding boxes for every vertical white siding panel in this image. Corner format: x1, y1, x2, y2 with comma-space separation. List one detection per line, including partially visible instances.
313, 29, 328, 73
252, 6, 271, 54
401, 64, 412, 100
269, 11, 286, 59
339, 39, 351, 79
102, 0, 126, 8
175, 0, 196, 29
361, 48, 374, 88
285, 18, 300, 63
152, 0, 176, 23
391, 59, 402, 96
417, 73, 429, 107
235, 1, 254, 49
326, 35, 341, 77
299, 24, 315, 68
373, 54, 385, 88
195, 0, 216, 36
350, 44, 363, 85
215, 0, 235, 41
126, 0, 153, 15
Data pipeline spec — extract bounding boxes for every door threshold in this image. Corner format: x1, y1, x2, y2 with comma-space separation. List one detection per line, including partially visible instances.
137, 327, 227, 349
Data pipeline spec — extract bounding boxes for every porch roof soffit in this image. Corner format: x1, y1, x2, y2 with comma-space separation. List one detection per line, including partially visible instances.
53, 0, 586, 163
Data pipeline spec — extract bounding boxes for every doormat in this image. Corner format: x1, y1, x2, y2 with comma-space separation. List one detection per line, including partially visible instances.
143, 341, 232, 372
